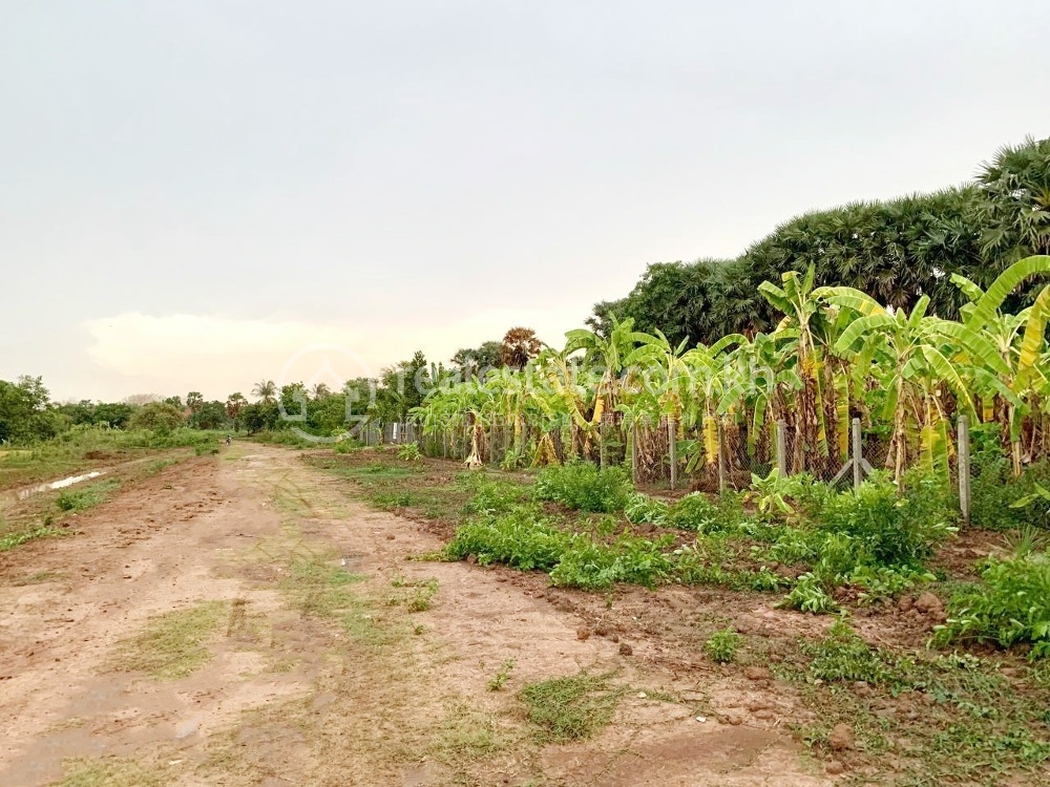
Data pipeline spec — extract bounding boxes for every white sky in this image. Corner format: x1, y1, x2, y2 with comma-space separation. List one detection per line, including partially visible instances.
2, 0, 1048, 402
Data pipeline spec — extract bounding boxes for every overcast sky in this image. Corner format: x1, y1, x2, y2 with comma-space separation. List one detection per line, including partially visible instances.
2, 0, 1048, 402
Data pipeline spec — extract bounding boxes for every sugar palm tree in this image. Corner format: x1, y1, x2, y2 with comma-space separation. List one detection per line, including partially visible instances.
252, 379, 277, 403
500, 327, 543, 371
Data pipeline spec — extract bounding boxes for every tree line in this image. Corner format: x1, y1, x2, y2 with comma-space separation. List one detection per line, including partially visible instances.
589, 136, 1050, 346
0, 327, 546, 444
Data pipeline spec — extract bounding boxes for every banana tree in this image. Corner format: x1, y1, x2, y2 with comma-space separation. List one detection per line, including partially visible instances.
952, 255, 1050, 473
563, 316, 646, 462
761, 266, 848, 472
825, 289, 1010, 480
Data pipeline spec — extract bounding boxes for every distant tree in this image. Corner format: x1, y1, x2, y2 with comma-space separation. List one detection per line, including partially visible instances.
499, 327, 543, 371
225, 392, 247, 431
192, 400, 228, 430
57, 399, 133, 429
377, 351, 430, 421
976, 135, 1050, 306
252, 379, 277, 403
279, 382, 308, 421
0, 376, 61, 443
128, 401, 185, 435
95, 402, 133, 429
451, 341, 504, 378
241, 402, 279, 434
310, 382, 331, 399
186, 391, 204, 414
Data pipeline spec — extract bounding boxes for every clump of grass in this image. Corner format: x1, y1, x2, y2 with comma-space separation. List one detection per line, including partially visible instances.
429, 700, 515, 767
281, 557, 387, 646
804, 619, 890, 684
144, 458, 178, 476
518, 671, 625, 741
389, 576, 439, 612
488, 658, 516, 691
56, 479, 120, 512
704, 627, 743, 664
56, 756, 163, 787
116, 601, 225, 679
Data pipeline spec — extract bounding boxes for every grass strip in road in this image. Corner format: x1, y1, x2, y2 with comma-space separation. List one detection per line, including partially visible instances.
54, 756, 163, 787
115, 601, 226, 680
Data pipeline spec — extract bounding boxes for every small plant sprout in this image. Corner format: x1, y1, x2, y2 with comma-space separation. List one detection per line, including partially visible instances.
703, 627, 743, 664
488, 658, 516, 691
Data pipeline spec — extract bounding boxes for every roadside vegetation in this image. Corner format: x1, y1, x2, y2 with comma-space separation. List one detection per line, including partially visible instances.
312, 445, 1050, 785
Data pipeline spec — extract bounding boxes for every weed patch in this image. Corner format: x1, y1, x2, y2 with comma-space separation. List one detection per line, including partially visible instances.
488, 658, 516, 691
935, 554, 1050, 658
116, 601, 225, 679
704, 628, 743, 663
0, 525, 62, 551
56, 480, 120, 512
518, 671, 626, 742
55, 756, 163, 787
534, 462, 632, 513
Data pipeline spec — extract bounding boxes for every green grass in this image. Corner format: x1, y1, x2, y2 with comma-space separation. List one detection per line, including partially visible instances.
0, 525, 62, 551
280, 557, 393, 647
54, 756, 164, 787
388, 576, 439, 612
771, 621, 1050, 785
0, 426, 218, 490
518, 671, 626, 742
144, 458, 180, 476
56, 479, 120, 512
116, 601, 226, 679
428, 700, 518, 766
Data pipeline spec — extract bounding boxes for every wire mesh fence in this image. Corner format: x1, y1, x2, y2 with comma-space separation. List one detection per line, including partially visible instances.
371, 413, 986, 522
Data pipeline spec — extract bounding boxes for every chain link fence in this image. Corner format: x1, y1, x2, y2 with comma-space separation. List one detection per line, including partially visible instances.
377, 413, 985, 523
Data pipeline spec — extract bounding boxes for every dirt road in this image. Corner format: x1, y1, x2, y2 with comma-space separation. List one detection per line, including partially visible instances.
0, 446, 827, 786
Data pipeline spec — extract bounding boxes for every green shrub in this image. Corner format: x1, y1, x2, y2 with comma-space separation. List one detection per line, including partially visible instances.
397, 442, 422, 461
534, 462, 632, 513
935, 554, 1050, 658
704, 627, 743, 663
782, 572, 837, 613
550, 533, 674, 589
665, 492, 744, 533
333, 439, 361, 454
444, 508, 569, 571
461, 476, 531, 515
672, 539, 783, 591
848, 564, 935, 603
624, 493, 668, 525
815, 473, 954, 571
968, 429, 1050, 530
805, 620, 889, 683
